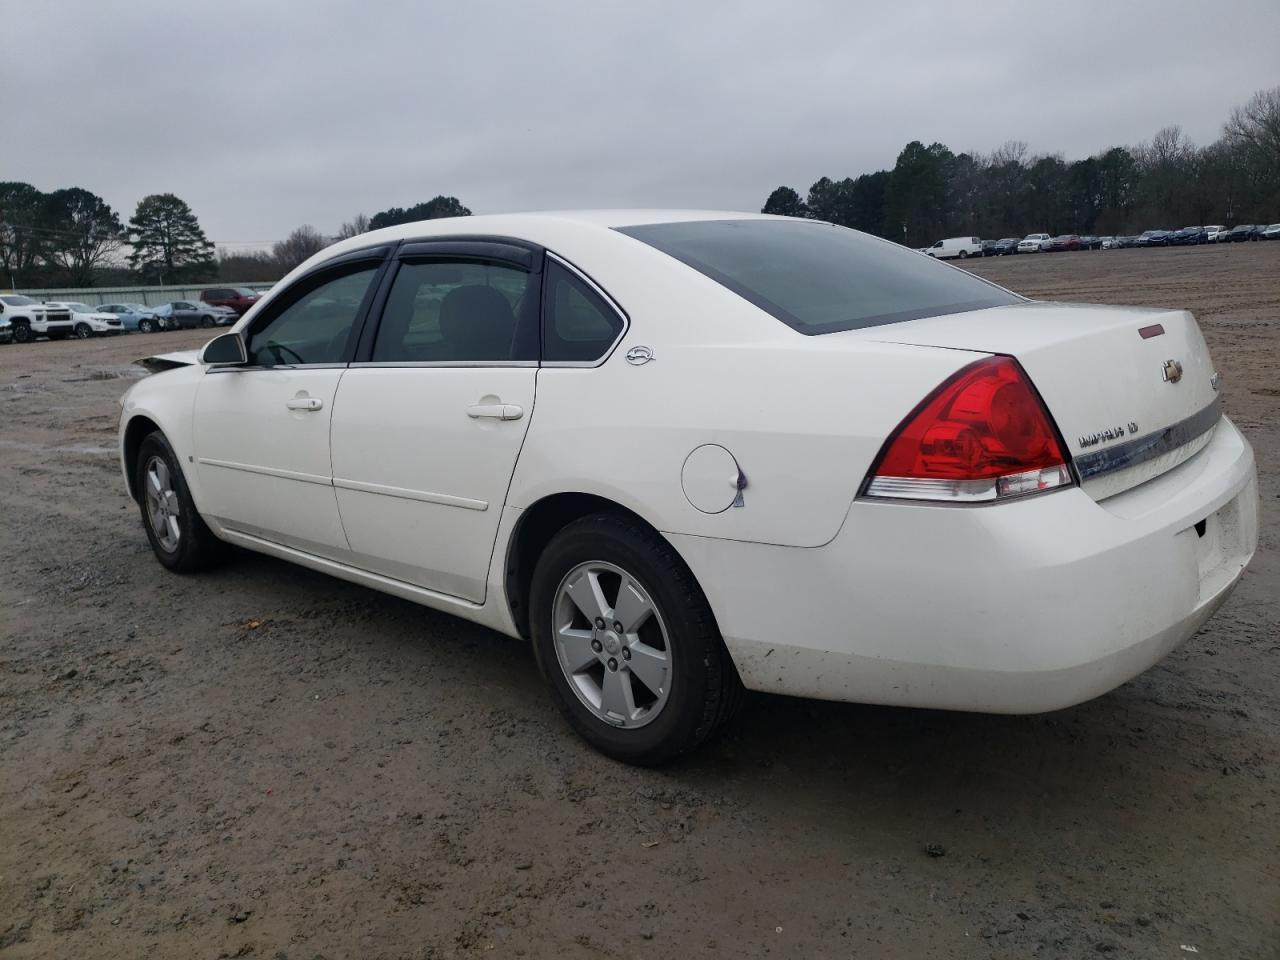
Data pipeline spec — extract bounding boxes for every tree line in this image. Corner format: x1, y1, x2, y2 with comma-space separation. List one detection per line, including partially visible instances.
0, 186, 472, 289
762, 85, 1279, 247
5, 84, 1275, 288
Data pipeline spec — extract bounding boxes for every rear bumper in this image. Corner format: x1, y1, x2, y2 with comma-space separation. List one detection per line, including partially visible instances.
670, 416, 1258, 713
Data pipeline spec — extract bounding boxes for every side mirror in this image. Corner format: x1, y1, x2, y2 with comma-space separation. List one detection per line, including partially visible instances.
202, 332, 248, 366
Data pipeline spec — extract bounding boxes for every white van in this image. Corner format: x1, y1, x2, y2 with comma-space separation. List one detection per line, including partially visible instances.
924, 237, 982, 260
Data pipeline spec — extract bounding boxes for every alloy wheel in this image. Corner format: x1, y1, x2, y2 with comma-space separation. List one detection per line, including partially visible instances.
553, 561, 673, 729
143, 455, 181, 552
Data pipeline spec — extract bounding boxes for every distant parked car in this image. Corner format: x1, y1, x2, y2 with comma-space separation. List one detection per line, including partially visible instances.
1078, 235, 1101, 250
151, 301, 235, 330
43, 301, 123, 338
991, 237, 1020, 255
1204, 225, 1226, 243
1262, 223, 1280, 240
1225, 225, 1257, 242
1017, 233, 1050, 253
97, 303, 159, 332
200, 287, 263, 316
1048, 235, 1082, 252
924, 237, 982, 260
1136, 230, 1172, 247
1099, 236, 1118, 249
1169, 227, 1207, 246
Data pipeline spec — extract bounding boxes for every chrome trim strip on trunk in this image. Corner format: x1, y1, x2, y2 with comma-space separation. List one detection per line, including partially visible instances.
1073, 398, 1222, 481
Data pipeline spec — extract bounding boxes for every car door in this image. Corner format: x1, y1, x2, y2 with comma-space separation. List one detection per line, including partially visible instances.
192, 248, 388, 559
328, 240, 544, 602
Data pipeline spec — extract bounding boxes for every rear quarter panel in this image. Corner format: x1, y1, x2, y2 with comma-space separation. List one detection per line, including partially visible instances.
505, 226, 977, 547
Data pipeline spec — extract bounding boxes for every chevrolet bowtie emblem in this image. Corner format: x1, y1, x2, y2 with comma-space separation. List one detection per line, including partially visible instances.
1162, 359, 1183, 383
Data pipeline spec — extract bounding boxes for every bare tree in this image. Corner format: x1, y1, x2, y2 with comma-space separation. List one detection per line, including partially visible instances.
272, 225, 329, 272
1223, 86, 1280, 216
335, 214, 370, 240
988, 140, 1029, 169
1224, 86, 1280, 159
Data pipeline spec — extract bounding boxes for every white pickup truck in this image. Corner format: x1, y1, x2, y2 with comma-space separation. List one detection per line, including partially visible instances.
0, 294, 74, 342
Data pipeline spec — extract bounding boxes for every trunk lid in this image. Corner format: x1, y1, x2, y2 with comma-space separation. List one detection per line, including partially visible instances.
864, 302, 1220, 500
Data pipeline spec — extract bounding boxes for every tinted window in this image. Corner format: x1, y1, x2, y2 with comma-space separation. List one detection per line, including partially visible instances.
1, 295, 35, 306
245, 264, 378, 365
372, 260, 534, 363
617, 220, 1022, 335
542, 260, 624, 362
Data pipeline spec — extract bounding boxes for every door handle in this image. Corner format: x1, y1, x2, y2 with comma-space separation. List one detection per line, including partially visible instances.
286, 397, 323, 411
466, 402, 523, 421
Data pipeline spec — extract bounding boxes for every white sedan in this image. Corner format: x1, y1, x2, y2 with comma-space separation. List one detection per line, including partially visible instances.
45, 301, 124, 338
117, 211, 1258, 764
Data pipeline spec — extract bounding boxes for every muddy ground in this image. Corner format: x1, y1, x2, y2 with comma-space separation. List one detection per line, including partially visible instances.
1, 243, 1277, 959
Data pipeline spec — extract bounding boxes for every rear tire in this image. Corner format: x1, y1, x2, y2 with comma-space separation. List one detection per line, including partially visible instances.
529, 513, 742, 765
134, 431, 227, 573
958, 250, 968, 259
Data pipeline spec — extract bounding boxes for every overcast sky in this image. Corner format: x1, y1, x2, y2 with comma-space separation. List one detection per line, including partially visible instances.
5, 0, 1278, 251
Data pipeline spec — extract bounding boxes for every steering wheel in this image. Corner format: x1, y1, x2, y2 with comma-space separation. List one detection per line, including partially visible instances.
266, 341, 304, 366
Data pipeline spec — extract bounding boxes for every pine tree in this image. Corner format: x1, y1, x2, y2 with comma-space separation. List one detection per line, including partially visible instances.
128, 193, 215, 284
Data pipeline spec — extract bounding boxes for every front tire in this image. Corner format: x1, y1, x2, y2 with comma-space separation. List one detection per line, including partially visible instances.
529, 513, 742, 765
200, 315, 213, 328
134, 431, 227, 573
11, 322, 31, 344
75, 322, 92, 339
139, 318, 155, 333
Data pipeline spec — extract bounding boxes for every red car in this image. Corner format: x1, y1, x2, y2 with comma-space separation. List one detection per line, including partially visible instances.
200, 286, 263, 316
1048, 234, 1082, 252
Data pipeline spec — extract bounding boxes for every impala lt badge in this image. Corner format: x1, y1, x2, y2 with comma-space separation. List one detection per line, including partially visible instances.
1078, 421, 1139, 449
1163, 359, 1184, 383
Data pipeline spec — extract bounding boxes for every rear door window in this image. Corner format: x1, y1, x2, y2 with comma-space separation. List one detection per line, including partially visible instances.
371, 259, 536, 363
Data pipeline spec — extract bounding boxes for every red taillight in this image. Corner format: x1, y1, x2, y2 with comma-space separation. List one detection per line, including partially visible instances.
863, 356, 1074, 503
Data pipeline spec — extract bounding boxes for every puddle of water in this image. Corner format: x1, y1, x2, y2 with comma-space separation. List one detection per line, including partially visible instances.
0, 439, 116, 456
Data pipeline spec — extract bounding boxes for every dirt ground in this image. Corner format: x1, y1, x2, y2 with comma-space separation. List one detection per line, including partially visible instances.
1, 243, 1277, 959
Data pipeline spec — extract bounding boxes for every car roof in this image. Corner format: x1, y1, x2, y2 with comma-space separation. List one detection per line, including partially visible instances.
336, 209, 771, 246
274, 209, 801, 290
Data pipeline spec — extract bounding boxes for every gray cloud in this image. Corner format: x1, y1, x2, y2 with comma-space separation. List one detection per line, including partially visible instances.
6, 0, 1277, 248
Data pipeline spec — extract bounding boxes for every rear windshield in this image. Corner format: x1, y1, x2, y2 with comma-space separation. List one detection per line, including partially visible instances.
1, 295, 36, 306
617, 220, 1022, 334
